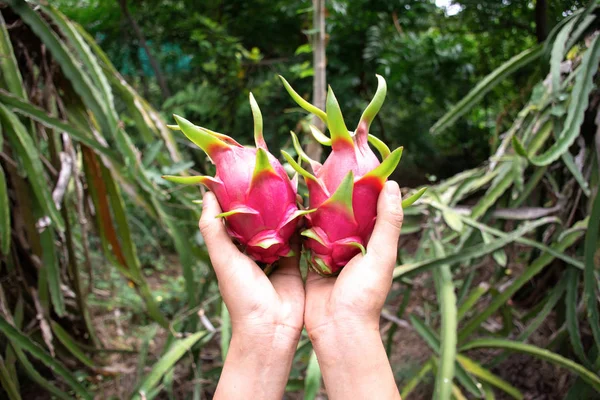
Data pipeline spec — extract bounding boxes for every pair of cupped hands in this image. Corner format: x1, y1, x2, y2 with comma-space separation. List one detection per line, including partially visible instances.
202, 181, 404, 400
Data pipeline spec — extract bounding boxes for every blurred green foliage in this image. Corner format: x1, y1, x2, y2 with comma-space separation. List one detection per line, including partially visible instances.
52, 0, 584, 180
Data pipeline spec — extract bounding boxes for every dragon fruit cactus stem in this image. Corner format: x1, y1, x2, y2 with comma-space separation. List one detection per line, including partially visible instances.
280, 75, 424, 275
163, 93, 312, 265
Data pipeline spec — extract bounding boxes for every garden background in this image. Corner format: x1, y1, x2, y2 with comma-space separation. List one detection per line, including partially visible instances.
1, 0, 600, 399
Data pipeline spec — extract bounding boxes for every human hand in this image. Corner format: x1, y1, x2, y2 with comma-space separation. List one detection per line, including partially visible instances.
200, 192, 304, 399
304, 181, 404, 400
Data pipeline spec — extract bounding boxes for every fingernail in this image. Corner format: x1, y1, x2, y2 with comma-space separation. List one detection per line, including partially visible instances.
385, 181, 400, 199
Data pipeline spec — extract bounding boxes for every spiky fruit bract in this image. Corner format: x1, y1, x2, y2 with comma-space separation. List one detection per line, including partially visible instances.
164, 94, 308, 265
281, 75, 409, 275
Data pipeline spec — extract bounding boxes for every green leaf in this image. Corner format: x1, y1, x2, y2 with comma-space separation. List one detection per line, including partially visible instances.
481, 231, 507, 267
470, 163, 514, 219
511, 136, 528, 158
0, 12, 26, 98
220, 301, 231, 362
531, 34, 600, 165
550, 16, 576, 97
0, 355, 21, 400
460, 339, 600, 392
442, 209, 464, 232
457, 283, 489, 322
394, 217, 556, 278
0, 164, 10, 255
385, 286, 412, 355
150, 199, 199, 308
458, 222, 586, 342
0, 316, 92, 400
40, 227, 65, 317
583, 188, 600, 366
517, 276, 567, 341
40, 5, 116, 118
410, 315, 440, 351
431, 242, 457, 400
561, 151, 591, 197
135, 325, 159, 388
9, 339, 71, 400
565, 269, 591, 368
101, 164, 169, 327
132, 331, 208, 400
51, 322, 94, 368
431, 45, 543, 135
401, 359, 433, 399
410, 315, 481, 398
303, 350, 322, 400
0, 105, 64, 231
427, 199, 584, 270
564, 1, 598, 51
0, 90, 122, 163
456, 355, 523, 400
6, 0, 116, 137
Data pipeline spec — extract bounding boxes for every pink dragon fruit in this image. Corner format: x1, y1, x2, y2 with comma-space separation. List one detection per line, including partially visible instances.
163, 94, 309, 265
280, 75, 411, 275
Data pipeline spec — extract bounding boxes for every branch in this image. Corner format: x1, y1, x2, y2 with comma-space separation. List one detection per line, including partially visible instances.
36, 151, 73, 231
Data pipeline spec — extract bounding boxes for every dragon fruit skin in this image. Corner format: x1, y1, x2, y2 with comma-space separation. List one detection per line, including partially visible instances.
163, 94, 308, 265
281, 75, 404, 275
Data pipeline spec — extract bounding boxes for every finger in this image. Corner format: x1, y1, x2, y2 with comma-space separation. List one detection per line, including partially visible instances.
305, 265, 335, 292
271, 234, 302, 278
199, 192, 255, 280
270, 240, 304, 308
366, 180, 403, 273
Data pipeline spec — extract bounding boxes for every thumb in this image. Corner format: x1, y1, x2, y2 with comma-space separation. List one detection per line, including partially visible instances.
366, 180, 404, 268
199, 192, 245, 274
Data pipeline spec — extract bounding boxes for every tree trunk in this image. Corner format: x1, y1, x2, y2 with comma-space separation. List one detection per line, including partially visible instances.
535, 0, 548, 43
307, 0, 326, 161
117, 0, 171, 99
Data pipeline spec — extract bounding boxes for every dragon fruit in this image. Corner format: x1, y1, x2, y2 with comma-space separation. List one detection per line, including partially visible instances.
163, 94, 309, 265
280, 75, 407, 275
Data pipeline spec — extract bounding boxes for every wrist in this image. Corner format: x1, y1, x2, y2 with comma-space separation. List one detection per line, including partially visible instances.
307, 317, 380, 350
307, 320, 400, 400
215, 326, 299, 399
309, 319, 381, 360
232, 320, 302, 351
230, 323, 300, 358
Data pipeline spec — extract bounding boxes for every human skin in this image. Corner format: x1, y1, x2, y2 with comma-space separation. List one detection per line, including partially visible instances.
200, 192, 304, 400
304, 181, 404, 400
202, 180, 403, 400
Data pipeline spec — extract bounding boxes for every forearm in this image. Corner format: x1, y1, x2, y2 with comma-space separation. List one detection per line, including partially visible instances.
310, 323, 400, 400
214, 328, 299, 399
